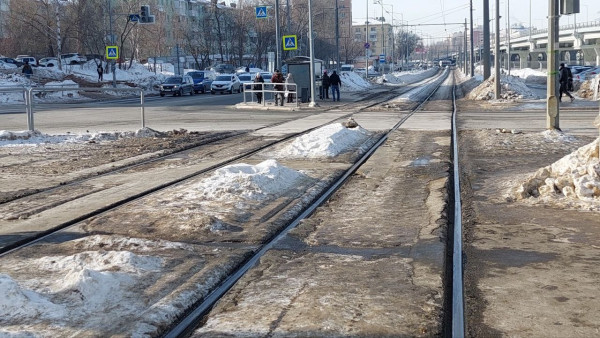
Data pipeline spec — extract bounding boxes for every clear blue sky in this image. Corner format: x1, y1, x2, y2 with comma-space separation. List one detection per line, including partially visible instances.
352, 0, 600, 43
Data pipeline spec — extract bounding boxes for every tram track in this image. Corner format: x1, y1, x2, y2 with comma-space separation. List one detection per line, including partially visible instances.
0, 69, 447, 255
0, 68, 462, 337
164, 67, 459, 337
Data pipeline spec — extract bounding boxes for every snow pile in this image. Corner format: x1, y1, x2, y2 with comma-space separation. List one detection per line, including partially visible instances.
39, 79, 81, 99
190, 159, 308, 204
278, 122, 372, 158
0, 250, 162, 322
509, 68, 546, 84
375, 68, 438, 85
513, 137, 600, 211
0, 127, 163, 147
468, 75, 539, 100
340, 71, 371, 92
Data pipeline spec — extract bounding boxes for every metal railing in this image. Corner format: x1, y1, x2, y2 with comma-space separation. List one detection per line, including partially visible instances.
242, 82, 299, 108
0, 86, 145, 131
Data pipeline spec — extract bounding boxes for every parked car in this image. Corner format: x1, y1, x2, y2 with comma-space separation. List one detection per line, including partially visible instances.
38, 57, 59, 67
185, 70, 216, 94
60, 53, 86, 65
574, 67, 600, 82
1, 57, 23, 67
0, 59, 18, 69
211, 64, 235, 74
210, 74, 241, 94
260, 72, 273, 83
15, 55, 37, 66
237, 73, 254, 90
159, 75, 195, 97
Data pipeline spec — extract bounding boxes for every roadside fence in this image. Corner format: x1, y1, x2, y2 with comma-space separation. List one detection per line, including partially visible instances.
243, 82, 299, 108
0, 86, 146, 131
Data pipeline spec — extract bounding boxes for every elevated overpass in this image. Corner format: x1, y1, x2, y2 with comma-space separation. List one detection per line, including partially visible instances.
480, 21, 600, 69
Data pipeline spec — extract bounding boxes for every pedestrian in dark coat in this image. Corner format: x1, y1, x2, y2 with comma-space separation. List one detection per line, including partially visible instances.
322, 71, 330, 99
271, 69, 285, 106
329, 70, 341, 101
253, 72, 264, 104
22, 61, 33, 79
97, 63, 104, 81
559, 63, 574, 102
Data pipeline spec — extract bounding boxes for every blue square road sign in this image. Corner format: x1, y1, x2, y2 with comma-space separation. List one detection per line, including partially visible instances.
256, 6, 267, 18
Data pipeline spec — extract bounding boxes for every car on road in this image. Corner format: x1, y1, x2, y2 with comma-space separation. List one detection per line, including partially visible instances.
210, 64, 235, 74
260, 72, 273, 83
210, 74, 241, 94
237, 73, 254, 90
38, 57, 59, 67
159, 75, 195, 97
1, 57, 23, 67
185, 70, 216, 94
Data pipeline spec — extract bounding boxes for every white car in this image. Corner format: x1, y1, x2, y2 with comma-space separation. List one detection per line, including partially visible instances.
0, 59, 17, 69
60, 53, 86, 65
237, 73, 254, 90
210, 74, 241, 94
15, 55, 36, 65
39, 57, 59, 67
574, 67, 600, 82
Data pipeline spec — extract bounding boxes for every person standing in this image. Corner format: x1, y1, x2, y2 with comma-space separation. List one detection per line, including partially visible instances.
559, 63, 574, 103
329, 70, 341, 101
253, 72, 264, 104
285, 73, 296, 103
22, 61, 33, 80
321, 70, 330, 99
271, 69, 285, 106
97, 62, 104, 82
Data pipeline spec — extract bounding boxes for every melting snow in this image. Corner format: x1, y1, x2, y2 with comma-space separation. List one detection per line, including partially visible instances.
277, 122, 372, 158
0, 128, 164, 147
513, 137, 600, 211
468, 75, 539, 100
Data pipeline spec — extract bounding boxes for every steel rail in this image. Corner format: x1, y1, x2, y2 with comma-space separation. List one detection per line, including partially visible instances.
451, 72, 465, 337
162, 67, 453, 338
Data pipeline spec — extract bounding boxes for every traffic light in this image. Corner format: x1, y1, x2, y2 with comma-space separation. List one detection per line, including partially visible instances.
140, 5, 155, 24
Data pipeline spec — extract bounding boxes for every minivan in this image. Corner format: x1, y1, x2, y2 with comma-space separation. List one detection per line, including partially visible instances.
185, 70, 216, 93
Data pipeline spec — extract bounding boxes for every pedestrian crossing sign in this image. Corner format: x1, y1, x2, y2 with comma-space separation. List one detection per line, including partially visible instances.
256, 6, 267, 19
106, 46, 119, 60
283, 35, 297, 50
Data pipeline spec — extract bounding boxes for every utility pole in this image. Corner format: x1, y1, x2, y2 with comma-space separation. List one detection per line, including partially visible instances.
483, 0, 491, 79
365, 1, 369, 79
335, 0, 340, 70
507, 0, 511, 75
547, 0, 559, 129
308, 0, 318, 107
494, 0, 501, 98
379, 1, 384, 74
275, 0, 281, 70
464, 19, 468, 74
470, 0, 474, 76
108, 0, 116, 88
54, 0, 63, 71
286, 0, 290, 32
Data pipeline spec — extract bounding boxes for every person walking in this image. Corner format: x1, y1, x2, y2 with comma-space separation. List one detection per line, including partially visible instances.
22, 61, 33, 80
253, 72, 264, 104
329, 70, 341, 101
97, 63, 104, 82
271, 69, 285, 106
321, 70, 330, 99
285, 73, 296, 103
559, 63, 574, 103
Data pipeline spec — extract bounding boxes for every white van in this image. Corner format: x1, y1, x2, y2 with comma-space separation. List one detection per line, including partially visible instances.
340, 64, 355, 72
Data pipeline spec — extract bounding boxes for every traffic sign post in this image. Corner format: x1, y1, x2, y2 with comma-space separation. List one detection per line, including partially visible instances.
255, 6, 267, 19
283, 35, 297, 51
364, 42, 370, 49
106, 46, 119, 60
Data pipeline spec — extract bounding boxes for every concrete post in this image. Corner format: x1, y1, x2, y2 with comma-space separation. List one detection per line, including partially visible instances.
483, 0, 491, 79
546, 0, 559, 130
494, 0, 501, 99
517, 51, 529, 69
